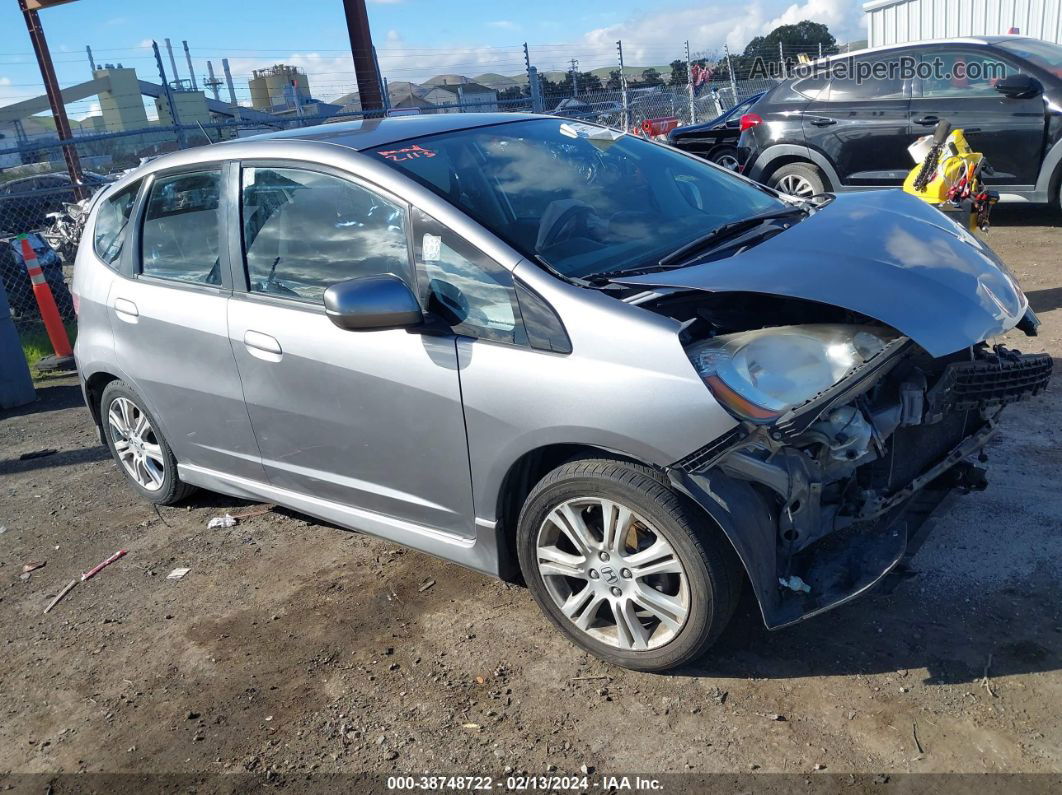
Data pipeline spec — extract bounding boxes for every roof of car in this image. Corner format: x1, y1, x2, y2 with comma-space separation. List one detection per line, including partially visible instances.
811, 35, 1040, 66
231, 112, 540, 151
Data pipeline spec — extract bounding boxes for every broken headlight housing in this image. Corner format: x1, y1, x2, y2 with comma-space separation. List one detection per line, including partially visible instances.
688, 324, 895, 423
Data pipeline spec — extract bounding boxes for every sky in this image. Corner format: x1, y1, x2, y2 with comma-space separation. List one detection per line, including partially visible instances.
0, 0, 866, 120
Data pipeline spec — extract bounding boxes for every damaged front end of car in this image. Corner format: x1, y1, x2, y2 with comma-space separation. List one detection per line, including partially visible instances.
608, 190, 1053, 628
669, 317, 1049, 628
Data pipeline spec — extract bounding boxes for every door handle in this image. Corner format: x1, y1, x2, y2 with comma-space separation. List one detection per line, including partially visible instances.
808, 117, 836, 127
913, 115, 939, 126
113, 297, 138, 323
244, 330, 282, 358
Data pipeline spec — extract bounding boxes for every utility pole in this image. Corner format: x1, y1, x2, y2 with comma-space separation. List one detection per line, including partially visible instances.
204, 60, 222, 101
617, 40, 627, 130
153, 40, 186, 148
342, 0, 384, 114
569, 58, 579, 97
18, 0, 87, 200
685, 40, 695, 125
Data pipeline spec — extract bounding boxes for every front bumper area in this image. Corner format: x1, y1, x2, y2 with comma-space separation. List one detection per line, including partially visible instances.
668, 344, 1052, 630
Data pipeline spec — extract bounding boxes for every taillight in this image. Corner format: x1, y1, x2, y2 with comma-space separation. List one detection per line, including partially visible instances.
739, 112, 763, 132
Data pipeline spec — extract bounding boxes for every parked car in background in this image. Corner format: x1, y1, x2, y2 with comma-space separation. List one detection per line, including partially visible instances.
667, 92, 765, 170
550, 97, 623, 122
0, 233, 72, 320
0, 171, 111, 234
738, 36, 1062, 201
74, 114, 1050, 672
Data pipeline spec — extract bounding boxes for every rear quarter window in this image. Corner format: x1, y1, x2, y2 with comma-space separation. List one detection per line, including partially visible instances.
93, 181, 141, 267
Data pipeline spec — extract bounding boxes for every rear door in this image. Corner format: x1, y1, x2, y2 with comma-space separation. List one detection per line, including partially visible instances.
111, 164, 265, 481
226, 162, 475, 537
910, 47, 1044, 186
802, 52, 913, 186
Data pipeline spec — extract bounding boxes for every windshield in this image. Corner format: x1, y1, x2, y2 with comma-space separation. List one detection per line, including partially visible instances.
373, 118, 782, 279
997, 39, 1062, 77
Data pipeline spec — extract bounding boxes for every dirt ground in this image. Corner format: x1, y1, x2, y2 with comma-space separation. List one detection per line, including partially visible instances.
1, 206, 1060, 790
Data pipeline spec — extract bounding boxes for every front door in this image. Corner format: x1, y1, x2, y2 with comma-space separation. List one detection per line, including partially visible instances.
803, 53, 913, 186
910, 48, 1045, 186
226, 164, 475, 537
111, 166, 264, 481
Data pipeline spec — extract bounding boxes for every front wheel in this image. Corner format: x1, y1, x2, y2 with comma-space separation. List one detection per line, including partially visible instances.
516, 459, 742, 672
710, 145, 741, 171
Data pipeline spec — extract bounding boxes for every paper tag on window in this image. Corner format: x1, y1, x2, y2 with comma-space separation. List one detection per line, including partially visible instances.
423, 233, 442, 262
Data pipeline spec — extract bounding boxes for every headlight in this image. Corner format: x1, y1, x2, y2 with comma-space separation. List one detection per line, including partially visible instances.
687, 324, 895, 423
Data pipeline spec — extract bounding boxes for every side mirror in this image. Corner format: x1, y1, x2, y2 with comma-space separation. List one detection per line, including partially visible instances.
994, 73, 1041, 99
323, 274, 423, 331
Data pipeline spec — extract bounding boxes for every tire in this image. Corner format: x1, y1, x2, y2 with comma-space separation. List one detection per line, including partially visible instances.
516, 458, 742, 672
769, 162, 826, 198
99, 380, 196, 505
710, 145, 741, 171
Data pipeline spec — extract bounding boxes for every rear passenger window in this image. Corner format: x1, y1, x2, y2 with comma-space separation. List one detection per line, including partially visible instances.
826, 57, 906, 100
93, 180, 140, 267
241, 167, 410, 302
141, 171, 222, 285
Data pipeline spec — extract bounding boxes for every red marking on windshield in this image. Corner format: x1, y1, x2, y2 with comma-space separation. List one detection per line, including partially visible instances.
377, 144, 437, 162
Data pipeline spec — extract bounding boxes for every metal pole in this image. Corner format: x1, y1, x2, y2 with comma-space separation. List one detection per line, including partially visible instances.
222, 58, 241, 125
778, 41, 785, 78
165, 38, 181, 86
685, 40, 695, 125
18, 1, 86, 200
153, 40, 186, 148
528, 66, 542, 113
206, 60, 220, 101
569, 58, 579, 97
372, 46, 389, 113
183, 40, 198, 91
523, 42, 532, 107
724, 44, 739, 108
818, 42, 823, 58
86, 44, 96, 73
342, 0, 384, 113
617, 40, 627, 130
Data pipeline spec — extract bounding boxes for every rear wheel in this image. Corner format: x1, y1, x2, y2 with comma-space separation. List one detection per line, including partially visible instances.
100, 380, 195, 505
710, 145, 740, 171
769, 162, 826, 198
516, 458, 742, 672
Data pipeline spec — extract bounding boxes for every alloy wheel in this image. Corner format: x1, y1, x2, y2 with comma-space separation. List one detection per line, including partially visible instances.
107, 396, 165, 491
775, 173, 816, 197
715, 153, 740, 171
535, 497, 690, 651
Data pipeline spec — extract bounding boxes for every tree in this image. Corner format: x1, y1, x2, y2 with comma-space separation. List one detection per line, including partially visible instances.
743, 20, 836, 61
669, 59, 688, 87
605, 69, 623, 90
640, 68, 664, 86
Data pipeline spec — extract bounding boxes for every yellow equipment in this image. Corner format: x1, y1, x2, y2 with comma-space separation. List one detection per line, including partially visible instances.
903, 120, 998, 231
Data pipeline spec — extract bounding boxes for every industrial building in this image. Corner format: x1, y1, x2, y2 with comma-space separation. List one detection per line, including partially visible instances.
864, 0, 1062, 47
249, 64, 312, 111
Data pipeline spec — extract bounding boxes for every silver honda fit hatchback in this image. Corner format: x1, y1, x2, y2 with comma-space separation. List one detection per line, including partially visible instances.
74, 114, 1050, 672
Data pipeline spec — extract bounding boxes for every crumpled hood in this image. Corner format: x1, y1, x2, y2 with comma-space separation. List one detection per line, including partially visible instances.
617, 190, 1028, 357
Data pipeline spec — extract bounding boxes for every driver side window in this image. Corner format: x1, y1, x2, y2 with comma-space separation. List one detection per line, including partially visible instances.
411, 208, 526, 346
241, 166, 411, 302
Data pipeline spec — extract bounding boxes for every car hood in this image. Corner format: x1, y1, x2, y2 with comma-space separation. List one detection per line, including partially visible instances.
616, 190, 1028, 357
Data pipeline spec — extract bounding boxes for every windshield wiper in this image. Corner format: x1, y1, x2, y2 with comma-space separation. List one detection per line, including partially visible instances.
656, 205, 807, 269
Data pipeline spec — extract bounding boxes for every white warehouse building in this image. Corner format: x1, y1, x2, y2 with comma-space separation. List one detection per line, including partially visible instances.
864, 0, 1062, 47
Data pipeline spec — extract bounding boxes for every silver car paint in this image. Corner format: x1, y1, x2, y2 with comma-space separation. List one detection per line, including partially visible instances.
74, 123, 736, 579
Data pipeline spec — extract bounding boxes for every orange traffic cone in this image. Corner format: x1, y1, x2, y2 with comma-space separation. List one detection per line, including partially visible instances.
20, 236, 74, 370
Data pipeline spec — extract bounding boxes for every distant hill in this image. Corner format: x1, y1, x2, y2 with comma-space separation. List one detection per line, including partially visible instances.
422, 74, 474, 87
473, 72, 524, 90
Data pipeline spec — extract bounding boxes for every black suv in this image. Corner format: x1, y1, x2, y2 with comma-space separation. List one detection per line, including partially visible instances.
737, 36, 1062, 203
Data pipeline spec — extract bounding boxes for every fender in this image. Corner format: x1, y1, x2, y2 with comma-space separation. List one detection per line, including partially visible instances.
1033, 134, 1062, 200
667, 467, 784, 627
747, 143, 842, 190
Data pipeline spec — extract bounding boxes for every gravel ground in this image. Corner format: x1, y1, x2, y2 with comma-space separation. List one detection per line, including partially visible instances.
1, 206, 1059, 790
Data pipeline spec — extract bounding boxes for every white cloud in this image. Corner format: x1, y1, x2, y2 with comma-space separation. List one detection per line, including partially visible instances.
386, 29, 402, 43
488, 20, 519, 31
